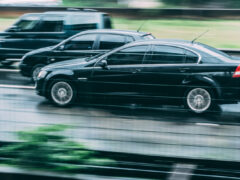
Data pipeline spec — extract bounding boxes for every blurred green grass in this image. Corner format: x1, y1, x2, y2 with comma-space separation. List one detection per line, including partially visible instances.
1, 17, 240, 49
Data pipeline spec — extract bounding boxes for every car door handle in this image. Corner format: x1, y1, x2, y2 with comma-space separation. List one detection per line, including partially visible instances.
132, 69, 141, 74
179, 68, 190, 73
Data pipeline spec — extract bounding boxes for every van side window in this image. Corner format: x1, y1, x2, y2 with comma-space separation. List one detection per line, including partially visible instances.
103, 15, 112, 29
38, 15, 64, 32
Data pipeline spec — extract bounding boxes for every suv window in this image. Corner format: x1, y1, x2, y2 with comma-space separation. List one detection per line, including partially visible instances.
99, 34, 126, 50
103, 15, 112, 29
69, 14, 98, 31
144, 45, 186, 64
14, 14, 41, 32
64, 34, 97, 50
38, 15, 64, 32
106, 45, 148, 65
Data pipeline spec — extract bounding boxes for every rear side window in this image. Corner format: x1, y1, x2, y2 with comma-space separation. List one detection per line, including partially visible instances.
144, 45, 186, 64
38, 15, 64, 32
99, 34, 126, 50
64, 34, 97, 50
106, 45, 148, 65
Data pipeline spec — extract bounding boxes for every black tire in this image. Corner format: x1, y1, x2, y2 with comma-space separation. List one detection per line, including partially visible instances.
48, 79, 76, 107
184, 87, 215, 114
31, 64, 45, 82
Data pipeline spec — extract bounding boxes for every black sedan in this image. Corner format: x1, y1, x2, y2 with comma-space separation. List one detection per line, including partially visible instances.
19, 29, 154, 81
36, 39, 240, 114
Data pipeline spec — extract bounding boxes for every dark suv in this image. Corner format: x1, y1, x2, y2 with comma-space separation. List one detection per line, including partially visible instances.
0, 9, 112, 65
19, 29, 154, 80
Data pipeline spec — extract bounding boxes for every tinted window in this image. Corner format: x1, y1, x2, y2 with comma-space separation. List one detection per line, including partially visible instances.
185, 50, 199, 63
144, 45, 185, 64
106, 45, 148, 65
38, 15, 64, 32
99, 34, 126, 50
69, 14, 98, 31
103, 15, 112, 29
64, 34, 97, 50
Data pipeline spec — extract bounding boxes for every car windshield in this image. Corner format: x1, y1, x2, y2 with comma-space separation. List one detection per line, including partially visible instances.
13, 14, 42, 31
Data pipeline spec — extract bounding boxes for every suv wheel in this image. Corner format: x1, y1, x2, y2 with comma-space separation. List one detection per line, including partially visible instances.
49, 80, 76, 106
185, 87, 213, 114
32, 64, 44, 82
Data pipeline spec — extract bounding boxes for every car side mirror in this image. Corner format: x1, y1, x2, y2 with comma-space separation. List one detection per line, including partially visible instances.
58, 44, 65, 51
99, 60, 109, 70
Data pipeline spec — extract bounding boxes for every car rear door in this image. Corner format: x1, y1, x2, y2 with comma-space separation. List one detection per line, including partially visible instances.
138, 45, 199, 102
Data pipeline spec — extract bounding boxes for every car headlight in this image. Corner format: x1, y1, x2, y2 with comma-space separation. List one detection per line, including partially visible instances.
37, 70, 47, 79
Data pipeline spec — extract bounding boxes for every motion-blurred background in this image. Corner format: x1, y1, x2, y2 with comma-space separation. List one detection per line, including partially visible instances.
1, 0, 240, 8
1, 0, 240, 49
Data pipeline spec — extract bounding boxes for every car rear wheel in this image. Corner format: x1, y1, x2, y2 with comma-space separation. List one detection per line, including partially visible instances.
50, 80, 76, 106
185, 87, 213, 114
32, 64, 44, 82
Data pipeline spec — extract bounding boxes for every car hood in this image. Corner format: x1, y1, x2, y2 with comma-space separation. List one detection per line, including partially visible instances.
24, 46, 54, 57
42, 58, 91, 71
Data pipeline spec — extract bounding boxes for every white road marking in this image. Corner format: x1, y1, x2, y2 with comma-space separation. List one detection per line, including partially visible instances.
196, 123, 220, 127
0, 84, 35, 89
0, 69, 19, 72
168, 164, 196, 180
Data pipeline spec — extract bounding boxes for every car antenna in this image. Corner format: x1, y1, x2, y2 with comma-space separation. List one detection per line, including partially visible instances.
191, 30, 209, 43
137, 21, 147, 32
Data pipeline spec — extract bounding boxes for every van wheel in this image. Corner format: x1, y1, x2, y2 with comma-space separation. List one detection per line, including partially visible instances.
185, 87, 214, 114
32, 64, 45, 82
49, 80, 76, 107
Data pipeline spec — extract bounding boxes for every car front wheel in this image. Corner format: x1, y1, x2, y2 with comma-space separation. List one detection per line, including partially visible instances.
49, 80, 76, 106
32, 64, 45, 82
185, 87, 213, 114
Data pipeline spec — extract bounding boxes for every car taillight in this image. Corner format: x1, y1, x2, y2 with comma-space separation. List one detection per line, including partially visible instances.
233, 65, 240, 78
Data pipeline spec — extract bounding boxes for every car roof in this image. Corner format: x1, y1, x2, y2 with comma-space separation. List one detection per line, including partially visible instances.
125, 39, 199, 48
78, 29, 152, 37
44, 11, 106, 15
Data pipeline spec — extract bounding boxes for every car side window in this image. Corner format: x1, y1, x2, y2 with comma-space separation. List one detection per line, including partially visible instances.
144, 45, 186, 64
185, 50, 199, 63
38, 15, 64, 32
99, 34, 126, 50
64, 34, 97, 50
106, 45, 148, 65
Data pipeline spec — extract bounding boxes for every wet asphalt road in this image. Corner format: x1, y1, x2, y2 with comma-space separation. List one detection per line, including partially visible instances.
0, 66, 240, 162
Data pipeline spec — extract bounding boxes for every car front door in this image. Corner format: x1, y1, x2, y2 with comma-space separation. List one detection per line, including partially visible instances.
87, 45, 150, 101
48, 33, 99, 63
